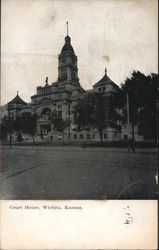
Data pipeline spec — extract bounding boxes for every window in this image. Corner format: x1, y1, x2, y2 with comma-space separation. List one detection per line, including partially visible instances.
71, 70, 75, 80
124, 134, 128, 141
74, 134, 77, 139
58, 104, 62, 109
9, 104, 14, 109
98, 88, 101, 92
47, 125, 51, 133
58, 111, 62, 119
60, 86, 65, 90
80, 134, 83, 139
61, 69, 67, 80
58, 94, 62, 99
92, 134, 95, 139
103, 87, 106, 91
114, 132, 118, 138
87, 134, 90, 139
104, 133, 107, 139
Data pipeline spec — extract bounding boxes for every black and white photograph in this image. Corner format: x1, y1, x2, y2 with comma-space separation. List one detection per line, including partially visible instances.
0, 0, 158, 201
0, 1, 158, 249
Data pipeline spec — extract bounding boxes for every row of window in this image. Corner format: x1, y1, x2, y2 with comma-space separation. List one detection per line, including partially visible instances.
57, 104, 71, 109
59, 69, 76, 81
58, 94, 71, 99
98, 87, 106, 92
35, 92, 71, 102
98, 86, 115, 92
70, 133, 108, 140
43, 87, 51, 94
59, 86, 65, 90
40, 110, 72, 121
58, 94, 62, 99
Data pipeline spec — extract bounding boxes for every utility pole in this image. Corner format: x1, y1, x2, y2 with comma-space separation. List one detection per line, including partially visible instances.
131, 87, 135, 152
131, 108, 135, 152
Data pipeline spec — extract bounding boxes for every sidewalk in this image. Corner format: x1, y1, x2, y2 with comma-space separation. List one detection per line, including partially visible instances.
0, 143, 157, 154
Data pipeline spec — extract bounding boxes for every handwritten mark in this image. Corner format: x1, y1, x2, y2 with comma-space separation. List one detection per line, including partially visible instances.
123, 205, 133, 227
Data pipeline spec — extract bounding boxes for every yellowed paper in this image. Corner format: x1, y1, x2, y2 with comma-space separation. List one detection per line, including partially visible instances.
0, 200, 158, 249
0, 0, 158, 249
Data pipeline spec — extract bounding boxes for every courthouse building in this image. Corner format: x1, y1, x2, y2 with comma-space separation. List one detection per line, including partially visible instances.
3, 28, 139, 143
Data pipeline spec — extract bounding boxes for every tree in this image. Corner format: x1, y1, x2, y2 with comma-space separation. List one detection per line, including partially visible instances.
74, 95, 94, 130
19, 112, 37, 144
50, 110, 70, 142
74, 92, 119, 144
108, 94, 122, 132
0, 115, 10, 141
93, 93, 109, 144
0, 114, 16, 147
137, 73, 158, 141
117, 70, 158, 144
0, 112, 37, 145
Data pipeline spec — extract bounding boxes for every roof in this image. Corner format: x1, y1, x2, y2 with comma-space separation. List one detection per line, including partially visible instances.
85, 89, 95, 94
61, 36, 75, 54
93, 69, 118, 88
8, 94, 27, 105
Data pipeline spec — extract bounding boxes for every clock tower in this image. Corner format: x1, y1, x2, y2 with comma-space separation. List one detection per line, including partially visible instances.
58, 22, 79, 83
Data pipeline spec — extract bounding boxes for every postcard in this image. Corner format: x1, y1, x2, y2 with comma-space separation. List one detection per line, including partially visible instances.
0, 0, 158, 249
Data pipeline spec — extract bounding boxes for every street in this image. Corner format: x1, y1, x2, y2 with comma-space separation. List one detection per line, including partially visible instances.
0, 145, 157, 199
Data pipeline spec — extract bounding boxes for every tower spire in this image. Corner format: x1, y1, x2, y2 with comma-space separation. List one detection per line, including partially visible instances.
66, 21, 69, 36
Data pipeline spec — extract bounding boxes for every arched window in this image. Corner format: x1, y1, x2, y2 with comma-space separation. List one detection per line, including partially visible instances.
61, 69, 67, 80
71, 70, 75, 80
41, 108, 52, 121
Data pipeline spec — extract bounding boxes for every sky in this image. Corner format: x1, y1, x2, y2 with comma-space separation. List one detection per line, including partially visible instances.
1, 0, 158, 105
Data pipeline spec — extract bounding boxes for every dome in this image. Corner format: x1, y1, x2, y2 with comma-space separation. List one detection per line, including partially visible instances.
8, 93, 27, 105
93, 69, 118, 88
61, 35, 75, 54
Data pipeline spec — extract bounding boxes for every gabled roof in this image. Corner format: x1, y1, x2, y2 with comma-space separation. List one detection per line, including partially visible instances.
93, 69, 118, 88
8, 94, 27, 105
